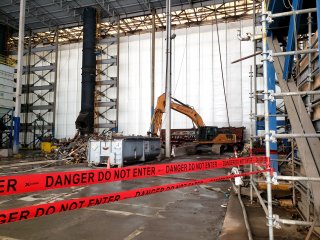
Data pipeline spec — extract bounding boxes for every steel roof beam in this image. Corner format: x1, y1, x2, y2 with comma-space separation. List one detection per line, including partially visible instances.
7, 0, 253, 43
0, 8, 29, 30
95, 0, 117, 17
6, 0, 237, 31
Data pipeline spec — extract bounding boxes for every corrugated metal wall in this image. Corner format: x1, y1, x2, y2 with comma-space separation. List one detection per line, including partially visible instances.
55, 19, 255, 139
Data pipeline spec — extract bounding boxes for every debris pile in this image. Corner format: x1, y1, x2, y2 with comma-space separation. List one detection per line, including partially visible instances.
56, 133, 88, 164
47, 131, 120, 164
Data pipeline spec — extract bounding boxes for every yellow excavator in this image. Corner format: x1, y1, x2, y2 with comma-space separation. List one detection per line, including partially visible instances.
149, 93, 237, 153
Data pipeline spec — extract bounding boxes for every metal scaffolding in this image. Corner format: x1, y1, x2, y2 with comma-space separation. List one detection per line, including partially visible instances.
95, 11, 119, 132
10, 29, 59, 148
248, 1, 320, 239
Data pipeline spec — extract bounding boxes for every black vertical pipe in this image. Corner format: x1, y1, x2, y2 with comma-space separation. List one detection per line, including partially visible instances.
76, 7, 96, 135
81, 7, 96, 114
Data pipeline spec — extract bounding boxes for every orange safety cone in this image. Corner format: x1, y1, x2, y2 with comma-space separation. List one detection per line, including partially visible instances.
106, 157, 111, 169
233, 145, 238, 158
234, 149, 238, 158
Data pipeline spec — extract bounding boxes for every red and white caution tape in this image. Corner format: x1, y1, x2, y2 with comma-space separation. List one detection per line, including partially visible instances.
0, 156, 267, 196
0, 169, 268, 225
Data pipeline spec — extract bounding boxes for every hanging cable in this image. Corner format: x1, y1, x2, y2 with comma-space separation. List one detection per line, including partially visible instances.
173, 42, 186, 96
282, 0, 291, 9
213, 0, 230, 127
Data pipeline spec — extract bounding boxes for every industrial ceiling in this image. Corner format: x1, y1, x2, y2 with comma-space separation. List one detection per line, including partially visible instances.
0, 0, 244, 31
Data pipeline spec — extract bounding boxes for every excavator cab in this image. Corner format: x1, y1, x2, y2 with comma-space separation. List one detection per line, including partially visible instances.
197, 126, 219, 141
197, 126, 236, 145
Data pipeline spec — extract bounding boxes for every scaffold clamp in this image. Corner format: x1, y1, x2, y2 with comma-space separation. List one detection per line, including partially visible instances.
231, 167, 243, 186
273, 214, 282, 229
266, 11, 273, 23
268, 90, 275, 102
267, 50, 274, 62
271, 172, 279, 185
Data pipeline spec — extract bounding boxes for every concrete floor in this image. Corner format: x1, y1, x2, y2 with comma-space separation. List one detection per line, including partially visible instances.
1, 153, 316, 239
220, 193, 316, 240
245, 199, 318, 240
0, 155, 231, 240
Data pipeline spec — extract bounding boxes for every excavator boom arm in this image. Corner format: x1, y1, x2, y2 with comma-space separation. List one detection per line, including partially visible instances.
150, 93, 205, 137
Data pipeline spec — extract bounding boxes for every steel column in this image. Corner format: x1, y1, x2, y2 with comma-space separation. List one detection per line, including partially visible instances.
23, 30, 31, 146
151, 10, 156, 127
116, 19, 120, 132
282, 0, 303, 80
252, 0, 258, 135
268, 59, 278, 172
165, 0, 172, 158
307, 12, 312, 115
316, 0, 320, 70
13, 0, 26, 154
52, 27, 59, 137
249, 65, 254, 203
262, 1, 274, 238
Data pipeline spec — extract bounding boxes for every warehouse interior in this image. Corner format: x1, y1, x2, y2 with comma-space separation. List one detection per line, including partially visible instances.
0, 0, 320, 239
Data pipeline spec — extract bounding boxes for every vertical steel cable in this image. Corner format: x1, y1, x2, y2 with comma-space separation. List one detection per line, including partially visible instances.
213, 0, 230, 127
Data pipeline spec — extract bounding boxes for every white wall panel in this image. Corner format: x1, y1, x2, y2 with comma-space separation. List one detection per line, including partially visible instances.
55, 42, 82, 138
139, 33, 152, 133
54, 19, 255, 139
185, 27, 201, 128
199, 25, 214, 127
152, 31, 167, 133
226, 22, 243, 126
171, 28, 187, 127
212, 22, 228, 127
118, 37, 129, 134
240, 22, 256, 134
126, 34, 140, 135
